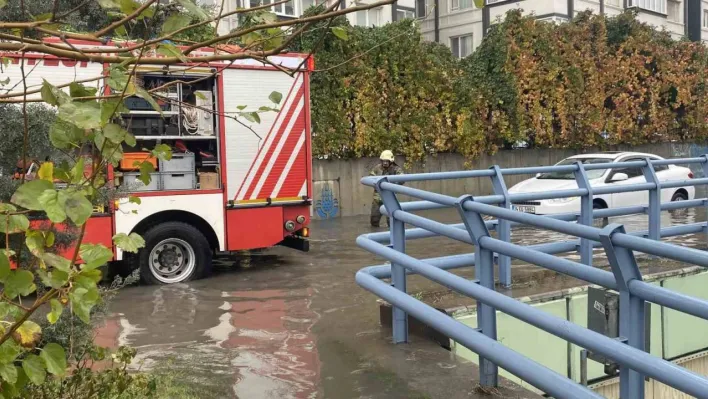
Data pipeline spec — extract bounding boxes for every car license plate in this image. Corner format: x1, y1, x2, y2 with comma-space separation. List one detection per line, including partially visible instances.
512, 205, 535, 214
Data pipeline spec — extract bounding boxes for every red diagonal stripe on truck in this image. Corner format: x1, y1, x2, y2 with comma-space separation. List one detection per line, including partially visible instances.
235, 76, 302, 200
243, 89, 304, 200
252, 111, 306, 199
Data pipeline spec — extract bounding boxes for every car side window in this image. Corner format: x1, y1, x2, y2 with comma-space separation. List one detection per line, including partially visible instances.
652, 159, 668, 172
609, 158, 644, 180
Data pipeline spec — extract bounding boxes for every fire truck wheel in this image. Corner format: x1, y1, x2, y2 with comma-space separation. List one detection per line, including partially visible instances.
138, 222, 212, 285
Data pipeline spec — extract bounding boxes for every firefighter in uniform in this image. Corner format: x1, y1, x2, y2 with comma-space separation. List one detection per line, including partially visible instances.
369, 150, 404, 227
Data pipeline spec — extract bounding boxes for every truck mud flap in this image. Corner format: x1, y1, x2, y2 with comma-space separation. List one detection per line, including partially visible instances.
278, 235, 310, 252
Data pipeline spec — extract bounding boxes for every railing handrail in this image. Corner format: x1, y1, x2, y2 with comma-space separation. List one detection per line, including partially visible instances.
361, 156, 707, 185
356, 155, 708, 399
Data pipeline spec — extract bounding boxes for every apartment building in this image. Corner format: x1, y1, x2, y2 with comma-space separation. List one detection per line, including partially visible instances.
204, 0, 416, 35
416, 0, 708, 58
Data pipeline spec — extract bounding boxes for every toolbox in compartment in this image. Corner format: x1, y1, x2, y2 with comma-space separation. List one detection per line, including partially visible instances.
159, 153, 195, 173
123, 115, 166, 136
161, 173, 196, 190
121, 152, 157, 171
123, 172, 161, 191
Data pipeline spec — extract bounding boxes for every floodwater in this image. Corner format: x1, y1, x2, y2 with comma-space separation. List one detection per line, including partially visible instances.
97, 206, 707, 399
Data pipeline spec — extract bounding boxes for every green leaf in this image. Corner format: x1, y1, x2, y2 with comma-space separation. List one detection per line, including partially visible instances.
40, 80, 58, 106
38, 190, 66, 223
330, 26, 348, 41
40, 269, 69, 289
13, 321, 41, 348
80, 244, 113, 271
128, 196, 141, 205
5, 270, 35, 299
101, 98, 128, 125
69, 82, 98, 98
162, 13, 191, 34
22, 355, 45, 385
49, 120, 84, 150
268, 91, 283, 104
47, 299, 63, 324
138, 161, 155, 186
79, 268, 103, 283
112, 232, 145, 253
150, 144, 172, 161
11, 179, 54, 211
64, 191, 93, 225
136, 88, 163, 115
0, 362, 17, 384
0, 214, 29, 235
97, 0, 120, 8
195, 91, 207, 100
119, 0, 139, 14
106, 67, 129, 92
40, 343, 66, 376
176, 0, 208, 21
25, 231, 46, 257
157, 44, 189, 63
103, 123, 134, 145
42, 253, 71, 273
69, 286, 99, 324
58, 101, 102, 129
0, 341, 20, 364
242, 112, 261, 123
236, 105, 247, 110
0, 303, 11, 320
0, 251, 8, 283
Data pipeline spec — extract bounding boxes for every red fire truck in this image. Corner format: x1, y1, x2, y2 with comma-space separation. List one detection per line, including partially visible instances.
2, 39, 312, 284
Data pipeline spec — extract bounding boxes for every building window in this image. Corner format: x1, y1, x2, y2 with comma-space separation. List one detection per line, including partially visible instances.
451, 0, 473, 11
248, 0, 296, 16
667, 0, 680, 22
627, 0, 667, 15
416, 0, 426, 17
396, 9, 416, 20
537, 16, 569, 24
450, 34, 473, 58
355, 6, 382, 26
486, 0, 502, 4
704, 10, 708, 28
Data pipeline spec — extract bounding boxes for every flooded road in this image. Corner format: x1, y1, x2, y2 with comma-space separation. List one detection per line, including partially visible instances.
97, 206, 707, 398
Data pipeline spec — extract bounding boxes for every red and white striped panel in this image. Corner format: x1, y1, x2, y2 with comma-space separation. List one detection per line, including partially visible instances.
234, 75, 307, 202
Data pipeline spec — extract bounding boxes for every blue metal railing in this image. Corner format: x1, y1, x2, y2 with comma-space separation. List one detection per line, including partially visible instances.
356, 156, 708, 399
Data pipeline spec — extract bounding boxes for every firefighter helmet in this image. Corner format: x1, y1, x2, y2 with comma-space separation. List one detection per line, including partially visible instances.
379, 150, 395, 162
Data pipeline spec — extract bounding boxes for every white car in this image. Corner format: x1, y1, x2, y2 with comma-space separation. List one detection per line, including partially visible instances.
507, 152, 695, 215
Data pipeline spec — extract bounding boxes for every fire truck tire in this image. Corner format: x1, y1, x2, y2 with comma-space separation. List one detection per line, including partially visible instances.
137, 222, 212, 285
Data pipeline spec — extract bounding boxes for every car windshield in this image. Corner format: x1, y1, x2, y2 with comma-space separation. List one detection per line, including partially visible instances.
537, 157, 611, 180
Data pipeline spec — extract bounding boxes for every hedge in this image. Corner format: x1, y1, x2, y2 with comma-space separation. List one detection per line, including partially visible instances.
298, 10, 708, 163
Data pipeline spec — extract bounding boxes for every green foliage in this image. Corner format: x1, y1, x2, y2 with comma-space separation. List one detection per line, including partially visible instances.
294, 18, 462, 162
305, 11, 708, 163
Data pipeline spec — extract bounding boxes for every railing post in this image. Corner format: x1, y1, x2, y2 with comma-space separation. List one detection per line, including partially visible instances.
455, 195, 499, 388
375, 177, 408, 344
700, 155, 708, 249
573, 161, 593, 266
599, 224, 646, 399
641, 158, 661, 244
490, 166, 512, 288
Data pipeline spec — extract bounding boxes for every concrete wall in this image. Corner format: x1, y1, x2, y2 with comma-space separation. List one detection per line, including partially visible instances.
311, 143, 675, 219
450, 268, 708, 396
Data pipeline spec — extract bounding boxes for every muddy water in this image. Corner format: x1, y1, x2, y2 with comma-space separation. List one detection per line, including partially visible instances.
98, 206, 707, 398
